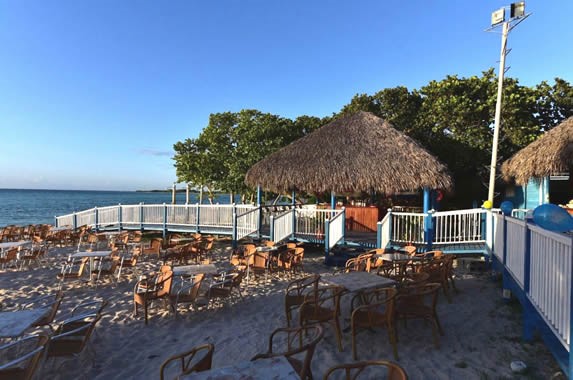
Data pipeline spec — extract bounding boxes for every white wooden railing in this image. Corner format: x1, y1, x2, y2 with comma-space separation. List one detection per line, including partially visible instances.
235, 207, 260, 241
432, 209, 485, 244
271, 210, 294, 243
326, 209, 345, 249
505, 217, 528, 287
295, 209, 331, 241
390, 212, 425, 244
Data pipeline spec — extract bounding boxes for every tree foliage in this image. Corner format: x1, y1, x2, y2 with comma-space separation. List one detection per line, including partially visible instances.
173, 71, 572, 206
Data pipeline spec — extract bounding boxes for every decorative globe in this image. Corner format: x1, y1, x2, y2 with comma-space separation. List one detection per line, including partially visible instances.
500, 201, 514, 216
532, 204, 573, 232
482, 200, 493, 209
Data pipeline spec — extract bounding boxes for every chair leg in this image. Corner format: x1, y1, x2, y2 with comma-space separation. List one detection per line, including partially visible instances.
332, 318, 343, 352
351, 322, 358, 360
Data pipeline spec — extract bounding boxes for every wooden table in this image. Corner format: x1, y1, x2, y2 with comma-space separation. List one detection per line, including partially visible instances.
0, 307, 49, 338
322, 272, 396, 293
0, 241, 31, 252
180, 356, 300, 380
172, 264, 218, 276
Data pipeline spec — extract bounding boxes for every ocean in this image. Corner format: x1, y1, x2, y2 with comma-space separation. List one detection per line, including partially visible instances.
0, 189, 235, 227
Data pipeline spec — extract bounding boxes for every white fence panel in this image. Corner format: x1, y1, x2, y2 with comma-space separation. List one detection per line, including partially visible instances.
273, 211, 294, 243
122, 205, 141, 226
55, 214, 74, 228
167, 205, 198, 225
505, 218, 527, 287
237, 208, 259, 240
199, 205, 234, 228
97, 206, 119, 227
295, 209, 331, 240
142, 205, 164, 224
391, 212, 425, 244
492, 213, 504, 261
433, 209, 484, 244
328, 212, 344, 249
528, 224, 572, 349
380, 213, 391, 248
76, 209, 96, 227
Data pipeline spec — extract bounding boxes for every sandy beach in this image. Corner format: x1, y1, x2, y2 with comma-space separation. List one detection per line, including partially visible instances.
0, 238, 563, 379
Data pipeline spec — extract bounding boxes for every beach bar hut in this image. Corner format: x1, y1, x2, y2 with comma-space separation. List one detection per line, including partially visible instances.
245, 111, 452, 260
501, 117, 573, 209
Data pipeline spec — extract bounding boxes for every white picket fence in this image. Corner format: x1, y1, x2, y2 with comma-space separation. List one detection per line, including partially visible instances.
271, 210, 294, 243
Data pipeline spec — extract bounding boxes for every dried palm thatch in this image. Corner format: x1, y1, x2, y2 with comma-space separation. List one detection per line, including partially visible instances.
502, 117, 573, 185
245, 111, 452, 194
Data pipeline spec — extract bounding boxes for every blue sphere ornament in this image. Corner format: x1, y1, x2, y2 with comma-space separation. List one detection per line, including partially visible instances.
500, 201, 514, 216
532, 204, 573, 232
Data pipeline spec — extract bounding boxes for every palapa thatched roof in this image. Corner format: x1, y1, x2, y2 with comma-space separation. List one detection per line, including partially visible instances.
502, 117, 573, 185
245, 111, 452, 194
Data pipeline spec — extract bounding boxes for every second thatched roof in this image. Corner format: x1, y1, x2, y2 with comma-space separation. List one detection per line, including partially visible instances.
245, 111, 452, 194
502, 117, 573, 185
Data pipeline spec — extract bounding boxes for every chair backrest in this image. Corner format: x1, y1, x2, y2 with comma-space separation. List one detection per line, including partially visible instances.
252, 325, 324, 380
159, 343, 214, 380
323, 360, 408, 380
344, 258, 358, 273
49, 313, 102, 357
351, 287, 397, 325
0, 334, 49, 380
34, 290, 64, 327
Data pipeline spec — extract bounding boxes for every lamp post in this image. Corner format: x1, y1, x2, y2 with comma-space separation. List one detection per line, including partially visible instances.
486, 2, 530, 205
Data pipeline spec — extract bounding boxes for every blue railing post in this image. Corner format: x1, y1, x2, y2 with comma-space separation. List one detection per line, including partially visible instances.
341, 207, 346, 244
376, 221, 382, 248
426, 209, 434, 250
118, 204, 122, 231
54, 216, 58, 228
139, 203, 144, 231
568, 236, 573, 380
257, 185, 262, 239
232, 210, 238, 249
423, 188, 432, 249
292, 190, 297, 241
324, 218, 331, 263
196, 203, 200, 233
94, 207, 99, 232
162, 203, 167, 239
72, 213, 77, 231
270, 215, 275, 242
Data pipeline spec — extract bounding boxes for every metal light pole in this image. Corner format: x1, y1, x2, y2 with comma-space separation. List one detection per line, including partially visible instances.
486, 2, 530, 205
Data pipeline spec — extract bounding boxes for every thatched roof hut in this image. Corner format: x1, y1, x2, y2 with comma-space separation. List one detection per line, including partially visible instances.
502, 117, 573, 185
245, 111, 452, 194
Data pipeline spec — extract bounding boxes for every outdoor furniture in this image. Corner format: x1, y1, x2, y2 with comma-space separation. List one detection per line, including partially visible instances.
321, 272, 396, 293
0, 248, 18, 270
285, 274, 320, 327
0, 334, 49, 380
142, 238, 163, 259
169, 273, 205, 317
46, 313, 102, 371
395, 282, 443, 348
91, 255, 121, 286
159, 343, 214, 380
180, 356, 300, 380
172, 264, 218, 277
70, 250, 114, 276
199, 271, 244, 308
299, 286, 344, 352
419, 257, 452, 303
323, 360, 408, 380
0, 308, 50, 339
350, 287, 398, 360
252, 325, 324, 380
20, 291, 64, 328
133, 265, 173, 324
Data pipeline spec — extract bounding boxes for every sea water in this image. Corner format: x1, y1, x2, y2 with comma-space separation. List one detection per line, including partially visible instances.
0, 189, 235, 227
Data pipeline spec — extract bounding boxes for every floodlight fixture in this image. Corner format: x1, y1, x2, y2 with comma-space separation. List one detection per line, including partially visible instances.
491, 8, 506, 26
510, 2, 526, 19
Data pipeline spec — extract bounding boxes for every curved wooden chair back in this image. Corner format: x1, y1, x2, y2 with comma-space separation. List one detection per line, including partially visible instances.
252, 325, 324, 380
323, 360, 408, 380
159, 343, 214, 380
285, 274, 320, 327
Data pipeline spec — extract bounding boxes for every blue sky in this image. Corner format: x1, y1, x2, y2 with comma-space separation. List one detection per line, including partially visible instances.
0, 1, 571, 191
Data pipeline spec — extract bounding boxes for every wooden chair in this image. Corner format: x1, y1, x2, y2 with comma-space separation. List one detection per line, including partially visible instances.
403, 244, 417, 256
0, 334, 49, 380
200, 271, 244, 308
285, 274, 320, 327
323, 360, 408, 380
350, 287, 398, 360
0, 248, 18, 270
291, 247, 305, 273
22, 290, 65, 328
169, 273, 205, 317
395, 282, 443, 348
57, 258, 88, 289
142, 238, 163, 259
91, 255, 121, 287
366, 249, 386, 270
252, 325, 324, 380
299, 286, 344, 352
133, 265, 173, 324
419, 257, 451, 302
159, 343, 214, 380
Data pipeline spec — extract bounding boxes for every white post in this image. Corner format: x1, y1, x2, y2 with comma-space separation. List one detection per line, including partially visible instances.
487, 21, 509, 204
185, 183, 190, 204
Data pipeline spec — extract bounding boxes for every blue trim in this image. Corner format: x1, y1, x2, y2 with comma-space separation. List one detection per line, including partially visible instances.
324, 218, 330, 262
388, 211, 393, 247
257, 185, 262, 239
330, 191, 336, 211
118, 204, 123, 231
232, 209, 238, 249
376, 221, 382, 249
269, 215, 275, 242
569, 238, 573, 379
341, 208, 346, 244
94, 207, 99, 232
196, 203, 201, 233
72, 213, 77, 230
292, 190, 297, 241
423, 188, 433, 248
139, 203, 144, 231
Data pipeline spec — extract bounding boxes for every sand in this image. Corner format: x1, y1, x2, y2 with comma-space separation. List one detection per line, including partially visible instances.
0, 239, 563, 379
